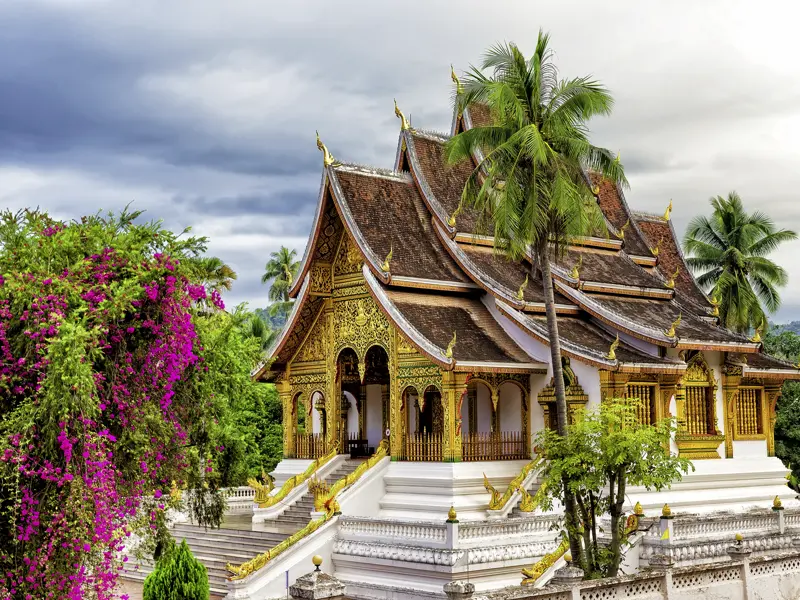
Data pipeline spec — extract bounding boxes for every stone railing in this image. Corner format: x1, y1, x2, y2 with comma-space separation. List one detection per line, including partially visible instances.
225, 486, 256, 514
339, 517, 448, 547
642, 511, 778, 540
460, 515, 561, 545
473, 549, 800, 600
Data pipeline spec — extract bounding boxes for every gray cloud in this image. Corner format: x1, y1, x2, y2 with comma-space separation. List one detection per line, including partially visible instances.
1, 0, 800, 321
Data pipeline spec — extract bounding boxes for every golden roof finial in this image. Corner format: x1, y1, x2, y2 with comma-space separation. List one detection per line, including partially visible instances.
614, 151, 621, 164
663, 199, 673, 221
451, 64, 463, 95
591, 184, 600, 195
711, 304, 720, 318
445, 331, 457, 359
651, 244, 660, 257
316, 131, 335, 167
665, 266, 679, 289
606, 334, 620, 361
750, 319, 764, 344
394, 98, 410, 131
570, 254, 583, 280
664, 312, 682, 337
516, 274, 529, 301
616, 219, 630, 240
448, 203, 463, 228
380, 245, 393, 273
662, 503, 672, 517
634, 501, 644, 516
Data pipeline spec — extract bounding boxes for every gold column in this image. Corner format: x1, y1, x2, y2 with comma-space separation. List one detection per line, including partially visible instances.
722, 363, 743, 458
765, 382, 783, 457
358, 384, 366, 439
442, 371, 470, 462
599, 371, 629, 402
674, 377, 687, 432
381, 384, 390, 435
277, 379, 295, 458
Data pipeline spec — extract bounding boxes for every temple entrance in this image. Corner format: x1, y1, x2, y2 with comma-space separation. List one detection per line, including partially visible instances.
462, 380, 527, 461
294, 391, 326, 459
402, 385, 443, 461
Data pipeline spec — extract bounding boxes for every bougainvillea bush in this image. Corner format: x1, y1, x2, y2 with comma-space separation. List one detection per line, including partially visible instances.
0, 209, 264, 599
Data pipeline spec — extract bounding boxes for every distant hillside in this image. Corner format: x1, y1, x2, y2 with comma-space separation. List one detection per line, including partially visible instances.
255, 307, 288, 331
774, 321, 800, 335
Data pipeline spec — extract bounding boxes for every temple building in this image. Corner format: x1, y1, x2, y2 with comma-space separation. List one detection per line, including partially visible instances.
257, 93, 800, 480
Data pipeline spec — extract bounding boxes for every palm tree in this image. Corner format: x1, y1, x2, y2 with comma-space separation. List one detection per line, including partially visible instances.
446, 33, 625, 567
262, 247, 299, 319
683, 192, 796, 334
185, 256, 237, 307
247, 312, 279, 351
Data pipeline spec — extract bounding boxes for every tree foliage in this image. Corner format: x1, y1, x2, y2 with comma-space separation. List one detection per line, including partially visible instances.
261, 246, 299, 323
535, 400, 691, 578
143, 540, 209, 600
445, 31, 626, 564
683, 192, 796, 333
0, 209, 277, 599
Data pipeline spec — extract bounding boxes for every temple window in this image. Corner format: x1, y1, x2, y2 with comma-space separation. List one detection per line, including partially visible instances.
625, 383, 657, 425
735, 386, 765, 438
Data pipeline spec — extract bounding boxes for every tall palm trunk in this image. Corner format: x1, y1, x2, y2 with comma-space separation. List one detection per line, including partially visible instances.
538, 255, 584, 566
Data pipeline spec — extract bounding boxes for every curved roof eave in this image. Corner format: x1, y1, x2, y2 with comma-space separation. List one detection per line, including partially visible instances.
361, 265, 454, 369
252, 272, 312, 380
289, 168, 330, 298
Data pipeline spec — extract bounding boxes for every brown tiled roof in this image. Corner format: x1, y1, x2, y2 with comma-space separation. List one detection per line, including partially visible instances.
525, 314, 679, 367
410, 133, 481, 234
466, 103, 492, 128
559, 249, 665, 290
385, 289, 531, 364
334, 168, 470, 284
588, 295, 750, 344
461, 245, 570, 305
589, 175, 653, 258
744, 353, 799, 371
634, 215, 711, 311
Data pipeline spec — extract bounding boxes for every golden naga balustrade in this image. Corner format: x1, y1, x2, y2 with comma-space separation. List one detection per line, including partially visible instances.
484, 455, 543, 511
229, 441, 390, 580
521, 538, 570, 584
250, 444, 338, 509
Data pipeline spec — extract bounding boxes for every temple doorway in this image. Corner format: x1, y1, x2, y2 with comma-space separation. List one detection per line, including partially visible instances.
402, 385, 443, 461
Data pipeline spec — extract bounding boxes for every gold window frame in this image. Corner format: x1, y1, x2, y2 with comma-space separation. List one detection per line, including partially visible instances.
733, 385, 767, 441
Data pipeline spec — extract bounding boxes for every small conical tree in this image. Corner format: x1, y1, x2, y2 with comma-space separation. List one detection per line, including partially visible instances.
143, 539, 209, 600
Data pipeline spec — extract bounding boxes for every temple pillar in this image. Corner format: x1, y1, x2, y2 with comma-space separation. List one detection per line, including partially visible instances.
442, 371, 470, 462
674, 378, 687, 432
599, 371, 629, 402
358, 384, 366, 440
722, 363, 743, 459
278, 379, 295, 458
765, 382, 783, 457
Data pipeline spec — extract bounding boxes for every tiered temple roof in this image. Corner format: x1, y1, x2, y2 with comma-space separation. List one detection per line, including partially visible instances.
256, 95, 800, 383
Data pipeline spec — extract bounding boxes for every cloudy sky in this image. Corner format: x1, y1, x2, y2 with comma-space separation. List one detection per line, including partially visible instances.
2, 1, 800, 321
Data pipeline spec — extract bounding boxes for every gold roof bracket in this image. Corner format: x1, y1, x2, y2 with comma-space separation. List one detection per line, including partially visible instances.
445, 331, 457, 359
394, 99, 410, 131
516, 274, 529, 302
665, 267, 679, 289
606, 334, 620, 361
664, 312, 682, 338
663, 200, 673, 221
451, 64, 463, 95
315, 131, 335, 167
616, 219, 629, 240
750, 320, 764, 344
570, 255, 583, 281
380, 245, 393, 273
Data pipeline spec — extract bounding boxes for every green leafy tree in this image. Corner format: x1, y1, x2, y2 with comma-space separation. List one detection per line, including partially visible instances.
446, 32, 626, 561
261, 246, 299, 320
763, 325, 800, 488
535, 400, 691, 578
683, 192, 796, 333
143, 539, 209, 600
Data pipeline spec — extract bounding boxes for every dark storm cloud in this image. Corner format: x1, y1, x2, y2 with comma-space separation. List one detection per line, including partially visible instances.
1, 0, 799, 318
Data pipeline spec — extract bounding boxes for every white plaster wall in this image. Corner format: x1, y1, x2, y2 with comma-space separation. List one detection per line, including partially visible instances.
476, 383, 492, 433
311, 391, 323, 434
733, 439, 768, 458
570, 359, 601, 411
344, 391, 359, 437
366, 384, 383, 447
499, 383, 522, 432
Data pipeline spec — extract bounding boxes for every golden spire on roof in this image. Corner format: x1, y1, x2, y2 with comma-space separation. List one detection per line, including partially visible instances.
451, 64, 463, 95
665, 266, 679, 289
380, 245, 393, 273
614, 151, 621, 164
315, 131, 335, 167
591, 185, 600, 196
516, 274, 529, 301
663, 200, 673, 221
750, 320, 764, 344
570, 254, 583, 280
664, 312, 682, 338
448, 203, 463, 228
606, 334, 620, 361
616, 219, 629, 240
445, 331, 457, 359
394, 99, 410, 131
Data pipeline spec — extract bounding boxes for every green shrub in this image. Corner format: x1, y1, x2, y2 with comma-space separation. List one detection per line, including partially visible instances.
143, 539, 209, 600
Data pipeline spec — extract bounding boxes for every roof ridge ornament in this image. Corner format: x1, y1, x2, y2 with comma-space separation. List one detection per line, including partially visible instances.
570, 255, 583, 280
448, 202, 463, 228
316, 131, 335, 167
614, 151, 621, 164
665, 266, 679, 289
445, 331, 457, 359
394, 99, 410, 131
451, 64, 463, 95
616, 219, 629, 240
664, 312, 682, 338
710, 293, 720, 317
591, 184, 600, 196
750, 320, 764, 343
380, 245, 393, 273
516, 274, 529, 301
606, 334, 620, 361
663, 200, 673, 221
